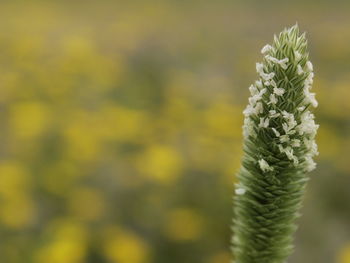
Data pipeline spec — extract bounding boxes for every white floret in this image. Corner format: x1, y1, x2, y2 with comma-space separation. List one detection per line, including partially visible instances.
304, 156, 316, 172
243, 105, 253, 117
261, 72, 275, 81
304, 90, 318, 107
269, 110, 280, 118
270, 79, 277, 88
261, 44, 273, 54
243, 118, 255, 138
304, 72, 314, 89
291, 139, 301, 147
255, 80, 263, 89
297, 64, 304, 75
258, 117, 269, 128
306, 61, 313, 72
256, 62, 275, 81
256, 63, 264, 74
282, 122, 296, 135
273, 87, 285, 96
292, 155, 299, 165
243, 104, 253, 116
278, 144, 285, 154
311, 141, 319, 156
265, 55, 279, 64
283, 146, 298, 165
249, 85, 259, 96
258, 159, 274, 172
235, 188, 246, 195
303, 138, 319, 156
279, 135, 290, 143
243, 102, 264, 117
265, 55, 289, 69
269, 94, 278, 105
297, 111, 319, 135
307, 72, 314, 85
282, 111, 297, 129
264, 79, 277, 88
278, 58, 289, 69
249, 88, 267, 105
271, 127, 280, 137
255, 102, 264, 115
309, 93, 318, 107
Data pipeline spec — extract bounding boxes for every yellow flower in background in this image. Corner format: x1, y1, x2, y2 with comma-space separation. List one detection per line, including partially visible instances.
37, 240, 86, 263
0, 194, 36, 229
35, 220, 88, 263
64, 116, 101, 162
338, 244, 350, 263
0, 162, 30, 197
207, 251, 231, 263
204, 101, 242, 139
137, 144, 183, 184
103, 228, 150, 263
9, 101, 50, 139
0, 162, 35, 229
164, 208, 204, 241
63, 105, 149, 161
61, 35, 97, 59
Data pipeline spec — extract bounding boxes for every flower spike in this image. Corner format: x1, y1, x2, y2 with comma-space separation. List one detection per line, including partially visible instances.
232, 25, 319, 263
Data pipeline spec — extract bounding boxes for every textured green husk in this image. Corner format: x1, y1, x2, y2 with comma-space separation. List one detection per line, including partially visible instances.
231, 25, 318, 263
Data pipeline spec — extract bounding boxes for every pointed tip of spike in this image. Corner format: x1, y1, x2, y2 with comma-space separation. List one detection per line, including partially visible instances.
287, 24, 300, 36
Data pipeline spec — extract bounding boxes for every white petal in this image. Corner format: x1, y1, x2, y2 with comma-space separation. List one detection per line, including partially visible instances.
297, 64, 304, 75
271, 127, 280, 137
258, 159, 274, 172
261, 44, 273, 54
269, 94, 278, 105
235, 188, 246, 195
306, 61, 313, 72
273, 87, 285, 96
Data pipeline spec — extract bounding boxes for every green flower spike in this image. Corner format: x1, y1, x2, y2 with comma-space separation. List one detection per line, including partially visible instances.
232, 25, 319, 263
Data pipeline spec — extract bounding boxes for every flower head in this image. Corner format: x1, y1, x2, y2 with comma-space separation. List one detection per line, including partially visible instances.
235, 25, 319, 263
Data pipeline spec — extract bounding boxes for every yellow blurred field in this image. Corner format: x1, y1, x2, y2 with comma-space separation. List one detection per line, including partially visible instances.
0, 1, 349, 262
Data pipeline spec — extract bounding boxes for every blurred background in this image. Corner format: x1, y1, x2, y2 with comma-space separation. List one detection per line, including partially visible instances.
0, 0, 349, 262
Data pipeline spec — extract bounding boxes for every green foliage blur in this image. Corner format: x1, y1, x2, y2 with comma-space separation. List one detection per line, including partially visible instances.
0, 1, 349, 263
